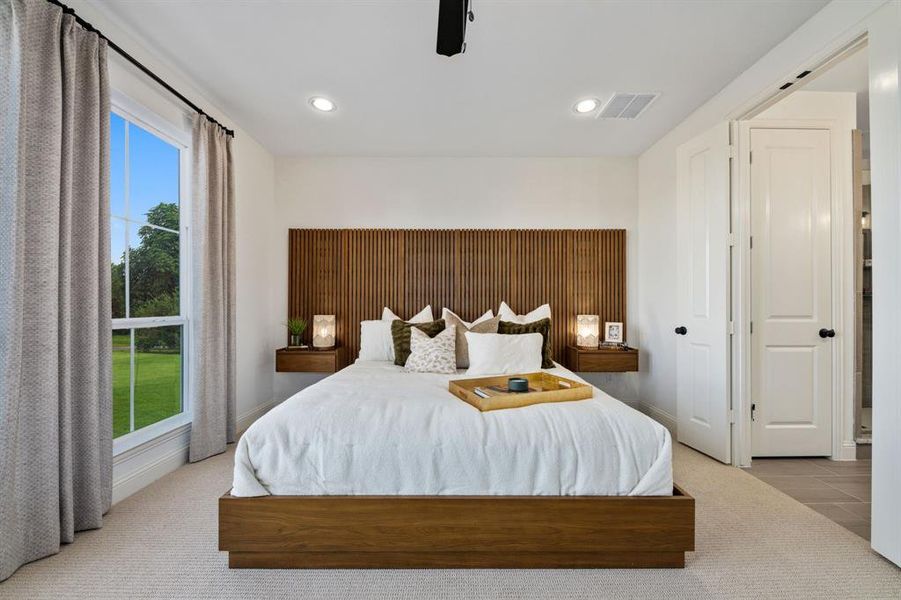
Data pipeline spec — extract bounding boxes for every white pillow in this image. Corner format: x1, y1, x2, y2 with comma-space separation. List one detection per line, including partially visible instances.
441, 307, 494, 328
497, 301, 551, 324
464, 332, 543, 376
405, 325, 457, 374
359, 320, 395, 362
382, 305, 434, 323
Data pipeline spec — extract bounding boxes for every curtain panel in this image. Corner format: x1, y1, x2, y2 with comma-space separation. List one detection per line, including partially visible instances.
0, 0, 111, 581
188, 115, 236, 463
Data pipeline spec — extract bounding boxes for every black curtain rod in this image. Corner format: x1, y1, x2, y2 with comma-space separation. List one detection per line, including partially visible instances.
46, 0, 235, 138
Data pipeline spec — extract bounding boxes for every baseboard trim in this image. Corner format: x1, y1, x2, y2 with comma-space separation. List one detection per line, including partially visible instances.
237, 398, 278, 434
833, 440, 858, 461
111, 398, 278, 505
112, 426, 190, 504
638, 404, 677, 436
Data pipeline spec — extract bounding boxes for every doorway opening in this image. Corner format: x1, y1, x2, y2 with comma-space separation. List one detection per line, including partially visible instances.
740, 42, 871, 541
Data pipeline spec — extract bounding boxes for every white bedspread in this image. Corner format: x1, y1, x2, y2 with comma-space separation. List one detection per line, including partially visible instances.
232, 361, 672, 497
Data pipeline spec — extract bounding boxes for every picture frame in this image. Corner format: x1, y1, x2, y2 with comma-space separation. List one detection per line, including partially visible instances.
604, 321, 624, 344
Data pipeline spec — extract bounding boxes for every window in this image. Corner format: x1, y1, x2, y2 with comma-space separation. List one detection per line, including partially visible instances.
110, 96, 190, 451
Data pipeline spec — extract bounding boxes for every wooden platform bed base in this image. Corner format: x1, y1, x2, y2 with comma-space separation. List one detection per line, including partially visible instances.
219, 485, 694, 569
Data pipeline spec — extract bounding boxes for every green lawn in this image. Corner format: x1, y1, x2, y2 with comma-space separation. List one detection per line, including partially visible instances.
113, 346, 182, 438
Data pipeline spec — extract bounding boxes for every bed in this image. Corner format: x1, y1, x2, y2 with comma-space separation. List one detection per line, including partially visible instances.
219, 360, 694, 568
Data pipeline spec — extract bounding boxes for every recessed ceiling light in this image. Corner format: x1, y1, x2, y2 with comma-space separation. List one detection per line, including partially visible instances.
310, 96, 336, 112
573, 98, 599, 114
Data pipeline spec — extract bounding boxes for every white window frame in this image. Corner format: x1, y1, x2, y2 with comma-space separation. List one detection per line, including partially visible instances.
110, 90, 193, 456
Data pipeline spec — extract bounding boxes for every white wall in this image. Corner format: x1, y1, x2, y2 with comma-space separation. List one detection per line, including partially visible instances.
272, 157, 640, 403
637, 0, 885, 424
67, 0, 281, 502
234, 136, 278, 423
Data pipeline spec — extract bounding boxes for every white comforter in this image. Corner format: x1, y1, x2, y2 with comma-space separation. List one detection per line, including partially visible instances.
232, 361, 672, 497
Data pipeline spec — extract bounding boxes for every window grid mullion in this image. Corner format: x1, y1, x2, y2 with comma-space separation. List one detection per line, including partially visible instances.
112, 316, 186, 329
135, 220, 179, 235
129, 328, 135, 434
113, 216, 179, 236
124, 120, 130, 320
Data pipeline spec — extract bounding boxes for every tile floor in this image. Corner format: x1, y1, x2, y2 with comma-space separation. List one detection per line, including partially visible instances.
743, 450, 871, 541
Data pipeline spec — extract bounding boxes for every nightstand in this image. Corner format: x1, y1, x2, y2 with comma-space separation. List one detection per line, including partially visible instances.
276, 346, 347, 373
565, 345, 639, 372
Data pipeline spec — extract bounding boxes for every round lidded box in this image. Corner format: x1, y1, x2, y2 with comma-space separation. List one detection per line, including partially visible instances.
507, 377, 529, 393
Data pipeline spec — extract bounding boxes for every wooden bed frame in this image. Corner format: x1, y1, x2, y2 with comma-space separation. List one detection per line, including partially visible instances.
220, 228, 694, 569
219, 486, 694, 568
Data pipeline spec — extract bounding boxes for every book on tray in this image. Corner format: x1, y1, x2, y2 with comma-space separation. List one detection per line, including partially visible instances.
473, 384, 539, 398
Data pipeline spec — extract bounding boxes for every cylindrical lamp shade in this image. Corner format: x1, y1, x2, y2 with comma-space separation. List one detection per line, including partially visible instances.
577, 315, 600, 348
313, 315, 336, 348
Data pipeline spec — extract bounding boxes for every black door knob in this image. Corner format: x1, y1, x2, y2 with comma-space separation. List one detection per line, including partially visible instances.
819, 328, 836, 339
675, 326, 687, 335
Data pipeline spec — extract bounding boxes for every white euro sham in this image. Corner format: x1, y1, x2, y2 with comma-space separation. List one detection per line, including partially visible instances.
464, 331, 543, 375
498, 301, 552, 324
382, 305, 434, 323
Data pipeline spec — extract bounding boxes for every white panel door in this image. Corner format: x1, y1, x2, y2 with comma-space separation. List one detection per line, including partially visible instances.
676, 122, 731, 464
750, 128, 832, 457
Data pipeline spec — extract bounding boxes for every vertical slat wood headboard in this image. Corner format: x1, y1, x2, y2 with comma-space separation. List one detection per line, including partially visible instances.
288, 229, 626, 365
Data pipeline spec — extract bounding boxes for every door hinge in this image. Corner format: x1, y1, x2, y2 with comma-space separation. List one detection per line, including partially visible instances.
728, 320, 735, 335
749, 150, 753, 164
729, 409, 736, 424
728, 145, 736, 159
750, 236, 753, 250
728, 232, 736, 247
750, 321, 754, 334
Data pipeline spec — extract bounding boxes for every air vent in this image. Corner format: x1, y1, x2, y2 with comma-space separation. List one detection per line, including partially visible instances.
597, 93, 659, 119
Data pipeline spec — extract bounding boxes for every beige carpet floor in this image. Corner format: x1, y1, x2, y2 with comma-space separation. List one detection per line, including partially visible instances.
2, 443, 899, 599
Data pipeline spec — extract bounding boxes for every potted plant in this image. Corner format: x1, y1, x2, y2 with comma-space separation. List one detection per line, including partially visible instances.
286, 317, 308, 348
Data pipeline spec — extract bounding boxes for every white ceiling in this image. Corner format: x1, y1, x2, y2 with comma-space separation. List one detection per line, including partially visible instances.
91, 0, 828, 157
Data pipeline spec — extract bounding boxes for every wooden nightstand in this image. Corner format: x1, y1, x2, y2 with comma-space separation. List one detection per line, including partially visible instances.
276, 346, 347, 373
565, 345, 639, 372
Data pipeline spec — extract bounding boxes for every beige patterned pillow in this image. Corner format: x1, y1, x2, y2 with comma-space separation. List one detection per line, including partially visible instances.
443, 312, 500, 368
405, 325, 457, 374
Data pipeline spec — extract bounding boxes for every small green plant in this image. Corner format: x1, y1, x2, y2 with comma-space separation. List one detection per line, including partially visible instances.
286, 317, 308, 336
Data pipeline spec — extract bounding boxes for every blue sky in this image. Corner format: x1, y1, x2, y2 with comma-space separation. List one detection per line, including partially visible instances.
110, 112, 180, 263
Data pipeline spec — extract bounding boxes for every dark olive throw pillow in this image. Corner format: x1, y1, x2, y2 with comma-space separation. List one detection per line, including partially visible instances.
391, 319, 446, 366
498, 318, 553, 368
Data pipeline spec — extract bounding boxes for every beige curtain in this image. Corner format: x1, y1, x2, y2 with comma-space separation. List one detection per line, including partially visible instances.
0, 0, 111, 581
188, 115, 236, 462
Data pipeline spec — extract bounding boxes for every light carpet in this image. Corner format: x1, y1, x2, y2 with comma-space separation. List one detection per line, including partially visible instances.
2, 443, 899, 599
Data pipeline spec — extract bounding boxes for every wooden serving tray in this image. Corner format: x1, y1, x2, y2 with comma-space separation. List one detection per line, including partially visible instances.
449, 372, 593, 412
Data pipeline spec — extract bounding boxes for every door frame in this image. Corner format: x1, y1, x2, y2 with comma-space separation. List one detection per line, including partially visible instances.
733, 119, 854, 464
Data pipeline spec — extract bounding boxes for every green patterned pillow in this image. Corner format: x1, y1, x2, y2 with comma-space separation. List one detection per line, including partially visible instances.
391, 319, 446, 366
498, 318, 553, 368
